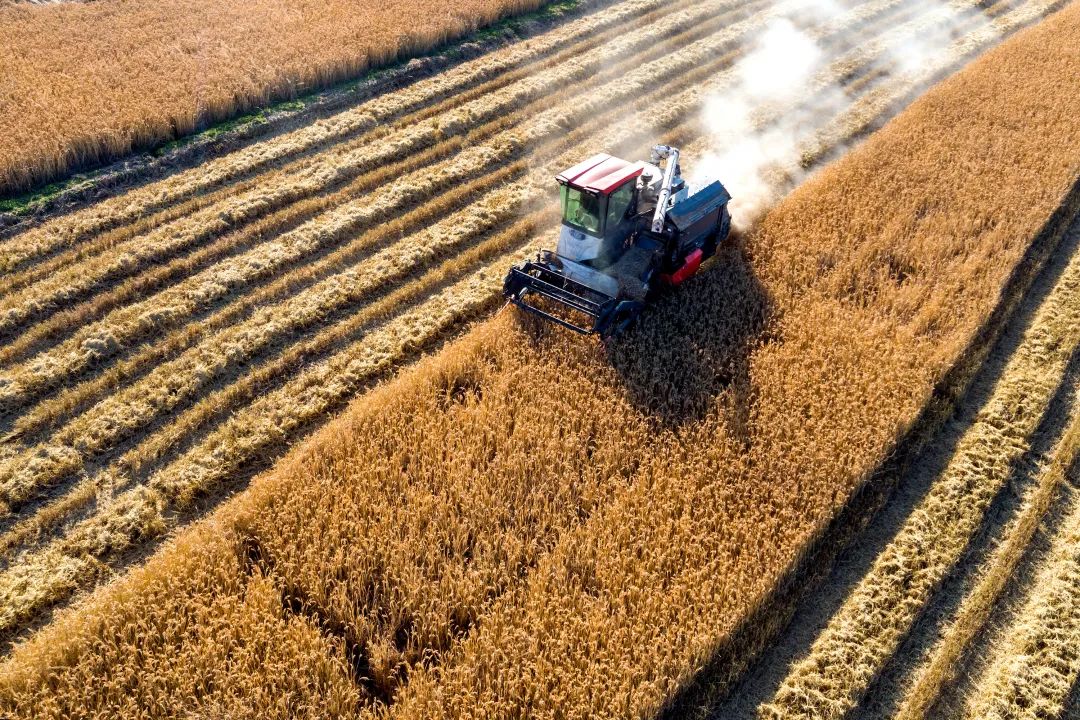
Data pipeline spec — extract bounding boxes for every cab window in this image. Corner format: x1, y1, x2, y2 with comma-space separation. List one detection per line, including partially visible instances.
560, 184, 605, 235
606, 181, 634, 230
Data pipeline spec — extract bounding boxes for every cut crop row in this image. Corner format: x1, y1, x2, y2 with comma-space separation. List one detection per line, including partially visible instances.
0, 0, 709, 281
760, 204, 1080, 719
965, 481, 1080, 719
895, 374, 1080, 720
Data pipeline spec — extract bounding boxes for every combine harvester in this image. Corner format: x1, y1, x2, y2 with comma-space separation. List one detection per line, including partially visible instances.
503, 145, 732, 336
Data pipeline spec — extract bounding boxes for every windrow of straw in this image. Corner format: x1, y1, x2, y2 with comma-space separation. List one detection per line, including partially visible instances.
964, 481, 1080, 720
895, 372, 1080, 720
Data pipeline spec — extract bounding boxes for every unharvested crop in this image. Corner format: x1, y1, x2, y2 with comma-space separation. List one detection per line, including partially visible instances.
700, 212, 1080, 720
761, 216, 1080, 719
0, 0, 571, 196
1, 1, 1078, 718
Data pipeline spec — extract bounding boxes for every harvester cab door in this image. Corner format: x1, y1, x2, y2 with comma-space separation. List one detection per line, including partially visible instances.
604, 180, 636, 249
560, 183, 606, 237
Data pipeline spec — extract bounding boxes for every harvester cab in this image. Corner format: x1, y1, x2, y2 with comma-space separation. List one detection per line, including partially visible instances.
503, 145, 731, 336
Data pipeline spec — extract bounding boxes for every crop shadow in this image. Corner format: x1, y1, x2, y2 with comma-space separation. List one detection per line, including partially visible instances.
603, 233, 771, 432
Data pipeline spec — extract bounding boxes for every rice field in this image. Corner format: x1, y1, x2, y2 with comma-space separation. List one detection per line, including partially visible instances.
1, 0, 1079, 716
0, 0, 563, 195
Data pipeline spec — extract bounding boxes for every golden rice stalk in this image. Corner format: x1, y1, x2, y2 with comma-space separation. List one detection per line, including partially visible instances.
761, 219, 1080, 719
0, 0, 567, 196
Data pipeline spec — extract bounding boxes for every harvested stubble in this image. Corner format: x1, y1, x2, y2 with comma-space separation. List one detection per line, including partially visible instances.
0, 0, 780, 346
0, 138, 472, 371
3, 2, 1080, 717
0, 0, 752, 384
0, 0, 560, 196
0, 0, 672, 274
895, 375, 1080, 720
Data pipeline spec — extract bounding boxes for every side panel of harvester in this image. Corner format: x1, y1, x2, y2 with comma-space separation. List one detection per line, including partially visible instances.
667, 180, 732, 255
659, 180, 732, 286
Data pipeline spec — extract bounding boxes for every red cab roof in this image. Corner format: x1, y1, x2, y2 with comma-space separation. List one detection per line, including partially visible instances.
556, 153, 643, 195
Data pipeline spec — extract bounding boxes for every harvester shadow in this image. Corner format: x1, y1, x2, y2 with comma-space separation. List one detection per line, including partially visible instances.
603, 234, 771, 433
